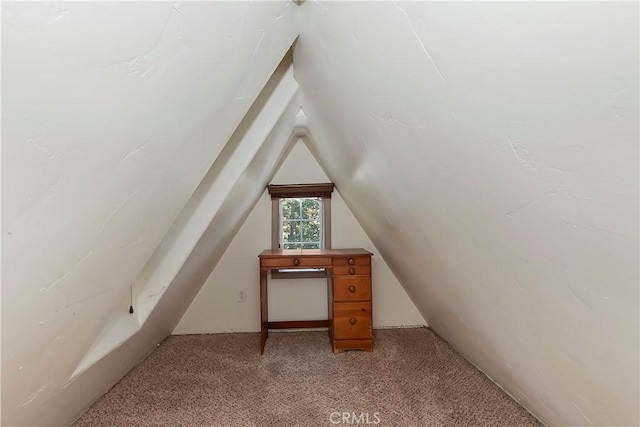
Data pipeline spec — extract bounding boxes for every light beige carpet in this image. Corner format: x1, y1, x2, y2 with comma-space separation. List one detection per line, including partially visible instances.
73, 328, 541, 426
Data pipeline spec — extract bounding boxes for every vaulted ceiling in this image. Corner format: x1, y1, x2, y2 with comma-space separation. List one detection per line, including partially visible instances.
2, 2, 638, 426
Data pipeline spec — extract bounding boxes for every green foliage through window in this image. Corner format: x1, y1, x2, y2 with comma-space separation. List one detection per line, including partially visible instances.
280, 198, 322, 249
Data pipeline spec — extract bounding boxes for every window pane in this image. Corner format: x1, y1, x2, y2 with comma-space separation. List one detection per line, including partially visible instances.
282, 198, 301, 219
301, 198, 321, 220
282, 221, 300, 243
279, 197, 323, 250
302, 220, 320, 242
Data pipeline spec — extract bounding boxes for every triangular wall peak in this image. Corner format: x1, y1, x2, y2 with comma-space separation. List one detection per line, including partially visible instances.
175, 140, 426, 334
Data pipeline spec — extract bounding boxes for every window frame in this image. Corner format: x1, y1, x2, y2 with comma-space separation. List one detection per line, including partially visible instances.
279, 197, 324, 250
268, 183, 334, 279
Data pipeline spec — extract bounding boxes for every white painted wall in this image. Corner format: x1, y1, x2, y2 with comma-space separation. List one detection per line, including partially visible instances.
175, 140, 425, 334
2, 2, 298, 426
296, 2, 638, 426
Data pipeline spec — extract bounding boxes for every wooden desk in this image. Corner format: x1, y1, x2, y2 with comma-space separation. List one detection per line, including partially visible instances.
258, 249, 374, 354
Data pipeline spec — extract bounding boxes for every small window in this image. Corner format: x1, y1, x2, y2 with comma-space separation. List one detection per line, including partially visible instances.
268, 183, 334, 278
280, 197, 323, 249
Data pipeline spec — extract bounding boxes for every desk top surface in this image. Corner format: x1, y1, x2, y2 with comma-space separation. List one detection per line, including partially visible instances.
258, 248, 373, 258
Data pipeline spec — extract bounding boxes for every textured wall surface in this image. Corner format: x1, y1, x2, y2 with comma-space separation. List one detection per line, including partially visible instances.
2, 2, 298, 425
296, 2, 638, 426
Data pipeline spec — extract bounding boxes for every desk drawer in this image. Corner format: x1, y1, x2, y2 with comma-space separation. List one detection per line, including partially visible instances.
261, 257, 332, 269
333, 265, 371, 276
333, 277, 371, 301
333, 302, 372, 340
333, 256, 371, 266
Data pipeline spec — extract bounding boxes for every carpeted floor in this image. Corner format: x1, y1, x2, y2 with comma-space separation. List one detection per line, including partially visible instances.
73, 328, 542, 426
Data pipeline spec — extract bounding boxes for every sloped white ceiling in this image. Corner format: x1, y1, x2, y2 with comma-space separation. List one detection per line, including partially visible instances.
296, 2, 638, 426
2, 2, 638, 427
2, 2, 298, 425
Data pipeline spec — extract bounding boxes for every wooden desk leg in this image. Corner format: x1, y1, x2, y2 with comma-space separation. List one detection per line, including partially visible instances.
260, 268, 268, 354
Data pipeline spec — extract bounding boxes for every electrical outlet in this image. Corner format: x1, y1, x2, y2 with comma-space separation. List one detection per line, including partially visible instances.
237, 289, 246, 303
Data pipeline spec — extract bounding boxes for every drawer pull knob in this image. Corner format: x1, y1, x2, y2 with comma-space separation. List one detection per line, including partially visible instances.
349, 267, 355, 275
349, 285, 356, 293
348, 258, 355, 265
293, 258, 300, 266
350, 318, 357, 325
